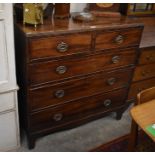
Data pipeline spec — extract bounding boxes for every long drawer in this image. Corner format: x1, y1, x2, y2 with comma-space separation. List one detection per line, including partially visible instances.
29, 48, 137, 86
95, 28, 142, 51
30, 88, 128, 132
29, 33, 91, 61
128, 77, 155, 100
138, 47, 155, 65
29, 67, 133, 112
133, 63, 155, 82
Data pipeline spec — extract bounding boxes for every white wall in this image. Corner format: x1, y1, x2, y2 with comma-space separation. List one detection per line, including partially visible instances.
70, 3, 87, 12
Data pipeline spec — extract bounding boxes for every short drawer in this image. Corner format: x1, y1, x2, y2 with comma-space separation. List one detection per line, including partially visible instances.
0, 92, 15, 112
138, 47, 155, 65
95, 28, 142, 51
30, 88, 127, 132
29, 48, 137, 86
29, 33, 91, 60
128, 78, 155, 100
29, 67, 133, 112
133, 63, 155, 82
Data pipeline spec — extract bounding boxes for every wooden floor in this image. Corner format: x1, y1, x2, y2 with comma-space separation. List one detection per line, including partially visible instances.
131, 99, 155, 142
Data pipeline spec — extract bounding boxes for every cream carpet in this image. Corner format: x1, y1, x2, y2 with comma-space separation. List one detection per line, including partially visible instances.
15, 107, 132, 152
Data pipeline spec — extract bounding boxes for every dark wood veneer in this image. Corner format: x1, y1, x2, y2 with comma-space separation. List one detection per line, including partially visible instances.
128, 77, 155, 100
133, 63, 155, 82
29, 49, 136, 86
29, 32, 92, 60
15, 16, 143, 149
127, 17, 155, 103
30, 88, 128, 132
95, 28, 142, 51
29, 67, 133, 112
138, 47, 155, 65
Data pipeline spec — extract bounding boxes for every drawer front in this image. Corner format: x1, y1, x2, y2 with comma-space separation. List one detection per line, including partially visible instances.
95, 28, 142, 51
133, 64, 155, 82
29, 33, 91, 60
29, 68, 133, 112
139, 47, 155, 65
29, 48, 137, 86
30, 88, 127, 132
128, 78, 155, 100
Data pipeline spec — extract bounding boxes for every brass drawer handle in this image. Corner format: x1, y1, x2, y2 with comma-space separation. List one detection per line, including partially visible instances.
141, 71, 149, 77
112, 55, 120, 64
138, 88, 143, 92
57, 42, 68, 52
107, 77, 116, 86
146, 55, 153, 61
53, 113, 63, 121
103, 99, 112, 107
114, 35, 124, 44
56, 65, 67, 74
55, 89, 65, 98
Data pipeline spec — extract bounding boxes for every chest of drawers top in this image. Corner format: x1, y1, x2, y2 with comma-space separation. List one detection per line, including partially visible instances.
16, 16, 143, 63
17, 16, 143, 37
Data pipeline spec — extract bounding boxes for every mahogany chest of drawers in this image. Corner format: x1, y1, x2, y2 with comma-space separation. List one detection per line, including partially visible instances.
15, 17, 143, 149
128, 17, 155, 102
128, 46, 155, 101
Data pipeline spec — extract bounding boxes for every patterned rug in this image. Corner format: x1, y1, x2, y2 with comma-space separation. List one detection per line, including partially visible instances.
91, 131, 155, 152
